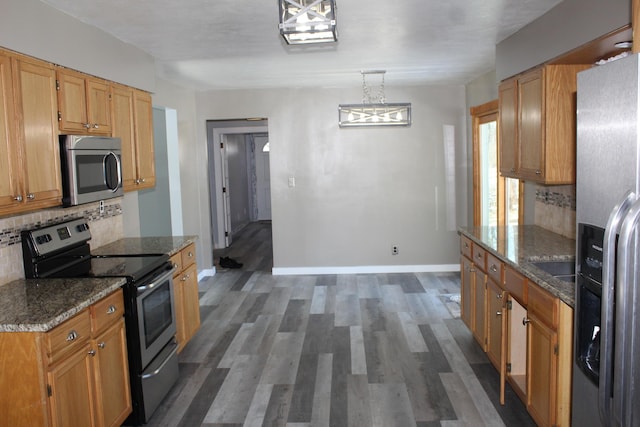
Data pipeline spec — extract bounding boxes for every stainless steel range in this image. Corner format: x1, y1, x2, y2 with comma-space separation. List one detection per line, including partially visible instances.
21, 217, 179, 426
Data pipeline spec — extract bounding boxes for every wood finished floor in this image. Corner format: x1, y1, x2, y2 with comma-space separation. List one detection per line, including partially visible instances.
145, 222, 536, 427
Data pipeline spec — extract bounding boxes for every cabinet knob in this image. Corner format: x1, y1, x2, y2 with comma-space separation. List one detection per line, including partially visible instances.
66, 330, 78, 342
522, 317, 531, 325
496, 293, 503, 300
83, 123, 91, 129
88, 349, 96, 356
93, 124, 99, 129
26, 193, 35, 200
98, 342, 106, 349
496, 311, 502, 316
173, 263, 179, 269
140, 178, 146, 183
510, 168, 516, 173
13, 195, 23, 202
106, 305, 117, 314
535, 170, 542, 175
188, 251, 193, 258
490, 264, 498, 273
181, 274, 190, 281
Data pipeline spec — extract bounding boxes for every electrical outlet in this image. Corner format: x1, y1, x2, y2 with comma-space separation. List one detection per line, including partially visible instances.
392, 245, 399, 255
99, 200, 105, 214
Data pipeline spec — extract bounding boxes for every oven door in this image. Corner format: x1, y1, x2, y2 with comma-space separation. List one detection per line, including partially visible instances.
136, 267, 177, 368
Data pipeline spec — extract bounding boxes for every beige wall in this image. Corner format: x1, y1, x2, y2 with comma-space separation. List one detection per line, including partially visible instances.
196, 85, 468, 271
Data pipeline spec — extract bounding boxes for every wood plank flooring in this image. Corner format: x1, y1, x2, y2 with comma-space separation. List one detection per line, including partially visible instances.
144, 222, 536, 427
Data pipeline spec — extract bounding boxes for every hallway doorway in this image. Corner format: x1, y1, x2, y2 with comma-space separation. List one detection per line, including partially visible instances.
207, 120, 271, 251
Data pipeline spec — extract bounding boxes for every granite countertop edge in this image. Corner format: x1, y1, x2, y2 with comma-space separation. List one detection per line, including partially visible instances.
0, 235, 198, 333
458, 226, 576, 308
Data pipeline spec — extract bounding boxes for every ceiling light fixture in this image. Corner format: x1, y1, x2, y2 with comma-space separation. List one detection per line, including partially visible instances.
338, 70, 412, 127
278, 0, 337, 45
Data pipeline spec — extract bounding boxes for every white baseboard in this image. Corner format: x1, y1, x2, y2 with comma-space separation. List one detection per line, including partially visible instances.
198, 268, 216, 281
271, 264, 460, 276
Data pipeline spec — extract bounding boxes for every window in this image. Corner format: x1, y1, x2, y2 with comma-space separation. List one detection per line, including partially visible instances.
471, 100, 522, 226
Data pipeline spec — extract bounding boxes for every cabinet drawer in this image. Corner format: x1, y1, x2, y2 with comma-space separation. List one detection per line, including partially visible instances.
460, 236, 472, 259
486, 253, 503, 285
504, 266, 527, 304
528, 283, 558, 329
170, 252, 183, 277
472, 244, 487, 271
181, 243, 196, 268
45, 309, 91, 362
91, 290, 124, 335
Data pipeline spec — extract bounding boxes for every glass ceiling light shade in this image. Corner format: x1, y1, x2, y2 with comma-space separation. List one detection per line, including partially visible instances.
279, 0, 337, 45
338, 71, 412, 127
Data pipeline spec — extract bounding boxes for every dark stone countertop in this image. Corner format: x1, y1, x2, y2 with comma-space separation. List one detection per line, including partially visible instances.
0, 277, 126, 332
92, 235, 198, 257
458, 225, 576, 308
0, 236, 198, 333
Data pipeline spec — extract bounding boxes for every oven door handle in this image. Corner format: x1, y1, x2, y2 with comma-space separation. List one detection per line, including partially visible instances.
141, 342, 178, 379
103, 151, 122, 192
137, 267, 175, 296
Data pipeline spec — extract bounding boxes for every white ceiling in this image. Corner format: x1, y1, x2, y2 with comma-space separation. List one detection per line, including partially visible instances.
39, 0, 562, 90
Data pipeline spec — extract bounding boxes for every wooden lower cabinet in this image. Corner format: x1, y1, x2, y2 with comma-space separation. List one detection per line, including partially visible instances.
0, 290, 131, 427
171, 243, 201, 352
459, 235, 573, 426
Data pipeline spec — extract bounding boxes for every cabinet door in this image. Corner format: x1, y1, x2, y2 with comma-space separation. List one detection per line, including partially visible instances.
111, 84, 138, 190
460, 256, 473, 329
472, 268, 487, 350
176, 263, 201, 352
133, 90, 155, 189
0, 51, 21, 212
527, 312, 558, 427
487, 279, 507, 405
57, 69, 89, 133
498, 78, 518, 177
14, 57, 62, 210
86, 78, 111, 135
47, 344, 96, 427
518, 69, 545, 181
92, 318, 131, 427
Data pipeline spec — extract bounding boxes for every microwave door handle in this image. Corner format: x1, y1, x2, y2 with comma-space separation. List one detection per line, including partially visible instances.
600, 190, 635, 426
103, 152, 122, 192
614, 198, 640, 426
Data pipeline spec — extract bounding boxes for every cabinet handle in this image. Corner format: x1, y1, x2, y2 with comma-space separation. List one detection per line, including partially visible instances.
188, 251, 193, 258
496, 293, 503, 300
88, 349, 96, 356
496, 311, 502, 316
522, 317, 531, 325
26, 193, 35, 200
173, 263, 179, 269
98, 342, 106, 349
13, 195, 23, 202
93, 124, 99, 129
106, 305, 117, 314
469, 267, 476, 273
535, 170, 542, 175
490, 264, 498, 273
510, 167, 516, 173
140, 178, 146, 183
181, 274, 189, 281
83, 123, 91, 129
66, 330, 78, 342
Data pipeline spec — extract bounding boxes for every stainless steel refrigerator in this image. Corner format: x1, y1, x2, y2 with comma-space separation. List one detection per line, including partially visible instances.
573, 52, 640, 427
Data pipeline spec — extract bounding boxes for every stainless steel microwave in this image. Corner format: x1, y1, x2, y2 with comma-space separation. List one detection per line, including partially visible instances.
60, 135, 123, 207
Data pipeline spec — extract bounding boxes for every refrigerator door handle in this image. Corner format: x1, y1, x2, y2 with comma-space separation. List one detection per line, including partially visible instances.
600, 190, 636, 426
614, 197, 640, 426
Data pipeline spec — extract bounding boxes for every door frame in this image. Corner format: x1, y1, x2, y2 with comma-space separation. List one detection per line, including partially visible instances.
207, 123, 269, 249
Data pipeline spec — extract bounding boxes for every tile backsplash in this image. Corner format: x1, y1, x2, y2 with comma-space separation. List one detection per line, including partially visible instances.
0, 198, 124, 286
534, 185, 576, 239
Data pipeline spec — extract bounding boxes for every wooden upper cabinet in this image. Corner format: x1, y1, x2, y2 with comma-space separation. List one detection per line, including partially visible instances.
8, 54, 62, 214
57, 68, 111, 135
498, 64, 590, 184
111, 84, 155, 191
0, 50, 20, 212
498, 77, 518, 177
133, 90, 155, 190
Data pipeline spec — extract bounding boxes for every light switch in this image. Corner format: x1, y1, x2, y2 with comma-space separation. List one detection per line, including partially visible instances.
288, 176, 296, 187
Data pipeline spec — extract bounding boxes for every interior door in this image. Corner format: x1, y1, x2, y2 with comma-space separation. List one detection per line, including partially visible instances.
254, 135, 271, 220
221, 134, 232, 247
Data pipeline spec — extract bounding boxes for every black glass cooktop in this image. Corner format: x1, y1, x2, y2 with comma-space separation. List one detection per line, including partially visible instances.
89, 255, 170, 281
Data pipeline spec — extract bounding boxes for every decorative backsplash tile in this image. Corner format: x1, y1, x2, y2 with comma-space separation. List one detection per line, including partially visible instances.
534, 185, 576, 239
0, 198, 124, 286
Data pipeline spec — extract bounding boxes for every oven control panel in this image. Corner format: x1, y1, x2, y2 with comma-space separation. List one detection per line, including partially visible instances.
22, 217, 92, 256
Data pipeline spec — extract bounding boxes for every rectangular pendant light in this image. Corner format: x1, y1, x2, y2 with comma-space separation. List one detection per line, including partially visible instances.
338, 103, 412, 127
